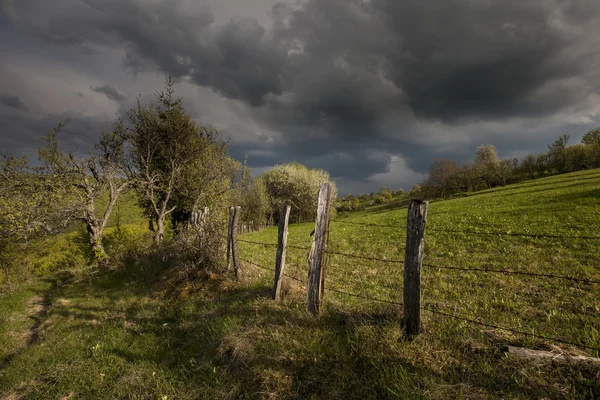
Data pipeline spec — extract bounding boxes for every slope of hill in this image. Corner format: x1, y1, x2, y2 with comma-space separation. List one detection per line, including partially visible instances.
0, 169, 598, 399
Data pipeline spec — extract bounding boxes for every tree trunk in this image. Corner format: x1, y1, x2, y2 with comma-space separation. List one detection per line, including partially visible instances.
86, 223, 107, 262
155, 216, 165, 242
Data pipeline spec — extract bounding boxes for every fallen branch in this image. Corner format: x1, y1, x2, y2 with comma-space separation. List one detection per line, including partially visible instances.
506, 345, 600, 364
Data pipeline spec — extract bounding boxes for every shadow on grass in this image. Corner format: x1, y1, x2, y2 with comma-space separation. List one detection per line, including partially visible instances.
35, 255, 432, 397
6, 250, 597, 399
0, 271, 74, 372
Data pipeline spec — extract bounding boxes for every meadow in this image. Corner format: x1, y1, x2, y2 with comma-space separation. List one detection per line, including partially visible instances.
0, 169, 599, 399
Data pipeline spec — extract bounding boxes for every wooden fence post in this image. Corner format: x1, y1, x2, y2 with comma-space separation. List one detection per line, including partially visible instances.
226, 206, 234, 271
307, 183, 332, 315
273, 205, 291, 300
232, 206, 242, 280
404, 199, 428, 335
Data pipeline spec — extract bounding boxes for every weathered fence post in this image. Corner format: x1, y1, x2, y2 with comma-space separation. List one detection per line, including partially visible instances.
404, 199, 428, 335
273, 205, 291, 300
226, 206, 235, 271
203, 207, 209, 226
198, 207, 209, 241
232, 206, 242, 280
307, 183, 332, 315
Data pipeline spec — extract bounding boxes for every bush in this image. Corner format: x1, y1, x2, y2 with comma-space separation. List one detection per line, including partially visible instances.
379, 191, 393, 201
372, 195, 386, 204
263, 162, 337, 223
24, 230, 89, 277
104, 224, 153, 259
240, 176, 270, 226
409, 184, 422, 199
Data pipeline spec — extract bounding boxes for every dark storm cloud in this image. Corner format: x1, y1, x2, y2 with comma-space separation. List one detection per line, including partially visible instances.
3, 0, 600, 192
0, 94, 29, 111
90, 84, 124, 103
6, 0, 286, 106
8, 0, 600, 123
0, 109, 113, 161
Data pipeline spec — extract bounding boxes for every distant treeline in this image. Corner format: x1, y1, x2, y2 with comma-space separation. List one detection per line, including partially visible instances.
413, 131, 599, 200
335, 188, 406, 213
335, 130, 600, 210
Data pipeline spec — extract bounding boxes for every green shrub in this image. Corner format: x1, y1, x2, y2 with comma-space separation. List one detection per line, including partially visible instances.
22, 230, 89, 276
103, 224, 152, 258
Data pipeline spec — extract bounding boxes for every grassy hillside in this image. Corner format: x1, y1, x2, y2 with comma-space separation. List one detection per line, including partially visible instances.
3, 189, 149, 281
0, 169, 599, 399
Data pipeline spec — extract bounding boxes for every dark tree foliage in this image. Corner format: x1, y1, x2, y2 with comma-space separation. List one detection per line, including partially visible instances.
126, 76, 238, 241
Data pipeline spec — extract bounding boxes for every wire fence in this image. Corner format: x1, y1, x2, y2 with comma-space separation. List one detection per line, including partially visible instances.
239, 253, 600, 352
426, 227, 600, 240
333, 218, 600, 241
239, 257, 403, 306
233, 206, 599, 353
331, 219, 406, 229
421, 306, 600, 352
422, 263, 600, 285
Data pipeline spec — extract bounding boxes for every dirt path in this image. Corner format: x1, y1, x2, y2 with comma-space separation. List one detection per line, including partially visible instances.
0, 293, 51, 374
26, 294, 50, 346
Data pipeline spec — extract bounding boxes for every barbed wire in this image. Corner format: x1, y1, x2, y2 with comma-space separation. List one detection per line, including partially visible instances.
240, 257, 306, 283
226, 234, 598, 285
422, 306, 600, 352
331, 219, 407, 229
228, 221, 600, 242
239, 257, 401, 305
325, 249, 403, 263
237, 238, 279, 248
284, 271, 308, 284
235, 237, 312, 251
240, 257, 275, 272
288, 243, 313, 251
426, 227, 600, 240
239, 257, 599, 352
332, 218, 600, 240
423, 263, 600, 284
325, 286, 402, 305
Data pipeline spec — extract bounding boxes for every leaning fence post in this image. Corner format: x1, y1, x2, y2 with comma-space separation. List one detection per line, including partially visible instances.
273, 205, 291, 300
307, 183, 332, 315
404, 199, 428, 335
226, 206, 235, 271
232, 206, 242, 280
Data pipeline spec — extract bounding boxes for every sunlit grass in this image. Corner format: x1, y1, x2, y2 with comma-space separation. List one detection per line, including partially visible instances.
0, 169, 599, 399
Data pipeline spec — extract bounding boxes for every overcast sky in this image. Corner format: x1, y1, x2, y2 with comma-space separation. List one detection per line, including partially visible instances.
2, 0, 600, 194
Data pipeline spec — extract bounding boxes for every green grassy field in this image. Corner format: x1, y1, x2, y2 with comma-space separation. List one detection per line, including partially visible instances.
0, 169, 599, 399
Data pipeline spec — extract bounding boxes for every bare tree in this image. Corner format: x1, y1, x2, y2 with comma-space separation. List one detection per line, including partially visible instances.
535, 153, 548, 177
521, 154, 536, 180
37, 119, 130, 261
456, 163, 477, 192
0, 155, 62, 245
424, 159, 460, 197
581, 128, 600, 167
496, 159, 514, 186
547, 134, 570, 173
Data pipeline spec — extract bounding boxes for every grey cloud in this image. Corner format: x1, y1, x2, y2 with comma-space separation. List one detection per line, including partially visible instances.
9, 0, 284, 106
4, 0, 600, 194
0, 107, 113, 161
0, 94, 29, 111
90, 84, 124, 102
11, 0, 600, 123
